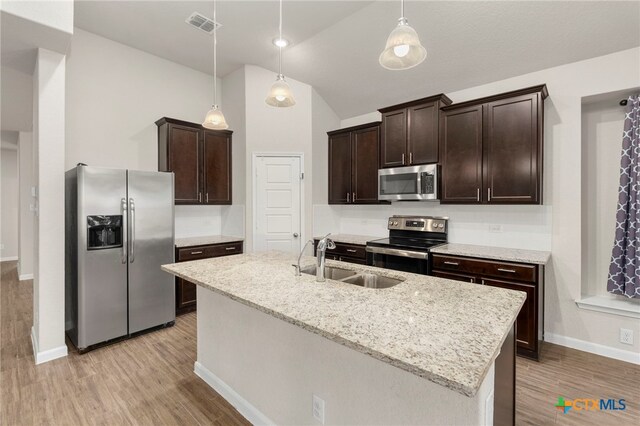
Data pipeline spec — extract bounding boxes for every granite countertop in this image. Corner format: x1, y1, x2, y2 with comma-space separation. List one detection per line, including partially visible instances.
162, 252, 525, 397
313, 234, 382, 246
430, 243, 551, 265
175, 235, 244, 248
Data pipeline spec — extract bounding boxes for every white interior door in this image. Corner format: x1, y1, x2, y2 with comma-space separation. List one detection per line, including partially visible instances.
254, 156, 302, 253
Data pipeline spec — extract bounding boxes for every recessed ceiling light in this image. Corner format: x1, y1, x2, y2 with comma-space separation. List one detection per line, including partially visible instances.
272, 37, 289, 48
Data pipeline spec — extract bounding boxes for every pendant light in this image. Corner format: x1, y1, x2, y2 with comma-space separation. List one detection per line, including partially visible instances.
203, 0, 228, 129
379, 0, 427, 70
265, 0, 295, 107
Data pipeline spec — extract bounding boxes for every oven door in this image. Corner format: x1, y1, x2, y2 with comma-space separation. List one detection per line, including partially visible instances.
366, 246, 430, 275
378, 164, 438, 201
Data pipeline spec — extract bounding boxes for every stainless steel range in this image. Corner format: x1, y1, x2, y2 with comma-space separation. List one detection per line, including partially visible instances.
366, 216, 448, 275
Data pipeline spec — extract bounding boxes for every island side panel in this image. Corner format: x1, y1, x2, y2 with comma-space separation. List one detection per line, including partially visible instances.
195, 287, 496, 425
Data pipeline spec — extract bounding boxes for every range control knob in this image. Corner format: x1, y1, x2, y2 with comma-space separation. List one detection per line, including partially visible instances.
393, 221, 399, 226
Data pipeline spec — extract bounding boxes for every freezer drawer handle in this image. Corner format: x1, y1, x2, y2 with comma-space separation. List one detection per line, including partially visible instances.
121, 198, 128, 263
443, 261, 459, 266
497, 268, 516, 273
129, 198, 135, 263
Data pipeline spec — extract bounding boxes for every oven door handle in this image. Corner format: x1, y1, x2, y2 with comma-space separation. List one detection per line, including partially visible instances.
365, 246, 429, 260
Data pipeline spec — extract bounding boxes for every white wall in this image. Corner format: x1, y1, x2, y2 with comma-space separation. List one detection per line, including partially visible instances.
328, 48, 640, 358
1, 66, 34, 131
18, 131, 34, 279
243, 65, 313, 251
32, 47, 68, 361
66, 28, 225, 237
581, 98, 629, 298
1, 144, 19, 260
312, 88, 340, 205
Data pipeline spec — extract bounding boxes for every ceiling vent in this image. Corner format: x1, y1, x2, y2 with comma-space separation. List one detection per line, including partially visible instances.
185, 12, 221, 35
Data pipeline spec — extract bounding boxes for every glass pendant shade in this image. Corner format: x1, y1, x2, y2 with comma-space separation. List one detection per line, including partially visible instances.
202, 105, 229, 130
265, 74, 296, 107
379, 18, 427, 70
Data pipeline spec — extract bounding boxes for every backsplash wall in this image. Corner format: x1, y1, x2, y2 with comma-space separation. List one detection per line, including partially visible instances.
313, 203, 552, 251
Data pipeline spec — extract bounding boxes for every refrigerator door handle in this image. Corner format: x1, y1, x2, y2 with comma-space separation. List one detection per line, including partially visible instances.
129, 198, 135, 263
121, 198, 128, 263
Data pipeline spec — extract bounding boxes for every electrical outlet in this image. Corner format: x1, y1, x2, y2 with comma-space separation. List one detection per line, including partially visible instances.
312, 394, 325, 424
620, 328, 634, 345
488, 224, 502, 233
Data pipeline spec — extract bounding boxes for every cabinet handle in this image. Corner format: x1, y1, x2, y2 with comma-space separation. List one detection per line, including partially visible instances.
497, 268, 516, 273
206, 193, 209, 203
352, 192, 356, 202
470, 277, 475, 283
409, 152, 413, 164
190, 250, 203, 255
401, 153, 405, 165
477, 188, 480, 202
488, 188, 491, 202
346, 192, 350, 203
444, 261, 459, 266
346, 249, 357, 253
199, 193, 202, 203
225, 247, 236, 251
481, 279, 486, 285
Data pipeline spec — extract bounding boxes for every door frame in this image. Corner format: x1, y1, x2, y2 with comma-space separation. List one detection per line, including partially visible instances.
251, 152, 305, 253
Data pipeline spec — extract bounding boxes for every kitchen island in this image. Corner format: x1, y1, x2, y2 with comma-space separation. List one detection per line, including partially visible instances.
162, 252, 525, 425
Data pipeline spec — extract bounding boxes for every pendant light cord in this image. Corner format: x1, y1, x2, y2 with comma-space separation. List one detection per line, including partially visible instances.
213, 0, 218, 105
278, 0, 283, 76
401, 0, 405, 19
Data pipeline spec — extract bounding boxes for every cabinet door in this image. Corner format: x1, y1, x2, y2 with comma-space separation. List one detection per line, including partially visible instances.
168, 124, 201, 204
484, 94, 541, 204
352, 126, 380, 203
328, 132, 352, 204
176, 278, 197, 312
482, 278, 537, 352
440, 106, 483, 203
202, 130, 232, 204
408, 102, 439, 165
380, 109, 407, 168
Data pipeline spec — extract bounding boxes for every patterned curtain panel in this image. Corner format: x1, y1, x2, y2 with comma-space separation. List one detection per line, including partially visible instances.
608, 94, 640, 299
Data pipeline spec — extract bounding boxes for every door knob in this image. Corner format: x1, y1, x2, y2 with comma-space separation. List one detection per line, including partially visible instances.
293, 233, 299, 238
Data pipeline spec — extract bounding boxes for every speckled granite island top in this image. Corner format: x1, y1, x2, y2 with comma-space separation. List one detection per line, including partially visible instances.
312, 234, 382, 246
431, 243, 551, 265
162, 252, 525, 397
175, 235, 244, 248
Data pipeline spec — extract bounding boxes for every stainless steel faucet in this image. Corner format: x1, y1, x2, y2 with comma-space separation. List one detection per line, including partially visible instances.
315, 233, 336, 282
295, 239, 314, 276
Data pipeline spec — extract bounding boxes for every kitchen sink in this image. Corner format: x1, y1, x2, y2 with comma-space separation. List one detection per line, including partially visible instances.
299, 265, 357, 280
340, 273, 403, 289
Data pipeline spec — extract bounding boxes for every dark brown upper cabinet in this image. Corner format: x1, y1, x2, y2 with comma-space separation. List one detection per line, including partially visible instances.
327, 122, 384, 205
379, 94, 452, 168
440, 85, 548, 205
156, 117, 233, 205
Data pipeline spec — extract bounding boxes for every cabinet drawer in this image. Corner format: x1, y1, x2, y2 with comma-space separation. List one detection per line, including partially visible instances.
431, 270, 477, 284
431, 254, 537, 283
209, 242, 243, 257
177, 247, 212, 261
326, 242, 366, 259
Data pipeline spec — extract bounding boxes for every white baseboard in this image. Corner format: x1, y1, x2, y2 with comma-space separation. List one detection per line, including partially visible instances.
194, 361, 273, 425
1, 256, 18, 262
30, 326, 68, 365
546, 332, 640, 365
19, 273, 34, 281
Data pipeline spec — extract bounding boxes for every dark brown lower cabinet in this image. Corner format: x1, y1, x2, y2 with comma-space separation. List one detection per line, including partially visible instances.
314, 240, 367, 265
431, 254, 544, 360
175, 241, 243, 314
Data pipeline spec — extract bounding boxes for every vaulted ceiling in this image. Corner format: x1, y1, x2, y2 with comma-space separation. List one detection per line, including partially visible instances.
75, 1, 640, 118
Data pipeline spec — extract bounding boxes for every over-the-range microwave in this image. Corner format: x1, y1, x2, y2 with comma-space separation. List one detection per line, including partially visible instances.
378, 164, 439, 201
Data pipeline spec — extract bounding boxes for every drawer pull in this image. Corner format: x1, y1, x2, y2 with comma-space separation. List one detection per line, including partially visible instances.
481, 279, 485, 285
190, 251, 203, 255
444, 261, 459, 266
497, 268, 516, 273
470, 278, 475, 283
225, 247, 236, 251
346, 249, 357, 253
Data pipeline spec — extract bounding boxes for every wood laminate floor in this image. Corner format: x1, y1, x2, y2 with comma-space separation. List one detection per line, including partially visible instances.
1, 260, 639, 425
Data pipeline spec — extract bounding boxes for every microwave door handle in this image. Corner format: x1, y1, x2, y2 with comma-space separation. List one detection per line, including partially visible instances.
416, 172, 422, 195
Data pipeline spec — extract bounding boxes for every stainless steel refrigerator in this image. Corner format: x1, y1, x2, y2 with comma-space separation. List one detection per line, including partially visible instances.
65, 165, 175, 351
